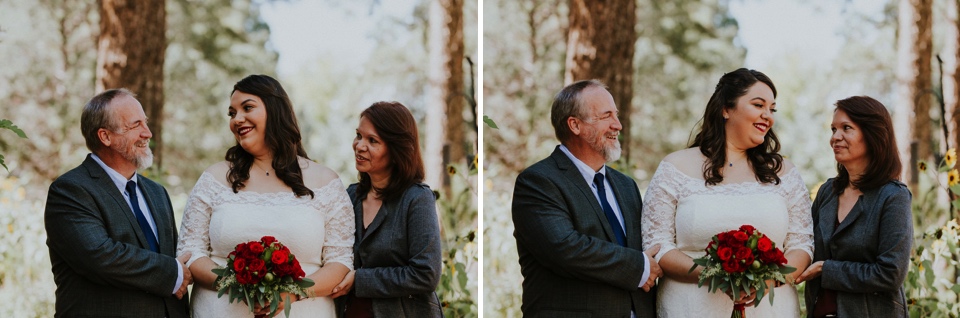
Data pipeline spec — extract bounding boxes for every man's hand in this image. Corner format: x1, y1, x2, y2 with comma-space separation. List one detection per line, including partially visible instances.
330, 270, 355, 298
174, 252, 193, 299
641, 244, 662, 292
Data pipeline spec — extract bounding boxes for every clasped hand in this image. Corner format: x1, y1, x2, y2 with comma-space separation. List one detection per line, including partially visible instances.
175, 252, 193, 300
642, 244, 663, 292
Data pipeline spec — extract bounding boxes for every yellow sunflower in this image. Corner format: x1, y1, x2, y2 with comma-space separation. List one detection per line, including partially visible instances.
949, 169, 960, 187
918, 161, 927, 172
947, 148, 957, 168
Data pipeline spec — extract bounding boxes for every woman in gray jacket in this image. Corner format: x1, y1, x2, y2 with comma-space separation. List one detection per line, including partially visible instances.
332, 101, 443, 318
795, 96, 912, 318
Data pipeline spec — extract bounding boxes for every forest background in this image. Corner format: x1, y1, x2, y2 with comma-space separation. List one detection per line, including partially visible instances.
0, 0, 478, 317
484, 0, 960, 316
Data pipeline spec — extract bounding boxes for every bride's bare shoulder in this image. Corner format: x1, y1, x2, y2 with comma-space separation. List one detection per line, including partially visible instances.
778, 157, 797, 176
299, 157, 341, 189
661, 147, 706, 176
202, 161, 231, 185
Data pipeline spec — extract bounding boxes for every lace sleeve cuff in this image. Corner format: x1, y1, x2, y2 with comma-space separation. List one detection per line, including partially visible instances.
322, 246, 354, 271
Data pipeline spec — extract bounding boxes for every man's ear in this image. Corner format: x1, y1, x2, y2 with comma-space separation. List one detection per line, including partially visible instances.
97, 128, 112, 148
568, 117, 581, 136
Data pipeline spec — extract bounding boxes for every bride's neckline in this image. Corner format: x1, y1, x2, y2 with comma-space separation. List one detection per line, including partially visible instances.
659, 160, 798, 187
199, 171, 339, 196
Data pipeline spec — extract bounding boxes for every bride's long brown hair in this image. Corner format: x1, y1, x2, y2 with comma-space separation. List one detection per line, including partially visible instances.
690, 68, 783, 186
225, 75, 314, 198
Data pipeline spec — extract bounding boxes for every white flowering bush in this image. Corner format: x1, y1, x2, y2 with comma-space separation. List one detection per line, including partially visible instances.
0, 176, 55, 317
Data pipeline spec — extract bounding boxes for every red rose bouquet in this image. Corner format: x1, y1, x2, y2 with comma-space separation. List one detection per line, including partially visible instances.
211, 236, 314, 318
687, 225, 796, 318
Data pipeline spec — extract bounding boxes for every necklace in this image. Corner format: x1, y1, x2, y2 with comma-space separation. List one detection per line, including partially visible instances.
253, 162, 271, 176
727, 157, 747, 167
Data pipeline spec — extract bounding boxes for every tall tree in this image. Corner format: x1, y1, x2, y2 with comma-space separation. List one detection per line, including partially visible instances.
565, 0, 636, 164
426, 0, 466, 194
96, 0, 167, 168
895, 0, 933, 190
950, 0, 960, 151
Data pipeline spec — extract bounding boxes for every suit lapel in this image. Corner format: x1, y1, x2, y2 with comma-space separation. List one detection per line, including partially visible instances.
607, 173, 640, 249
139, 179, 172, 254
81, 156, 154, 252
835, 193, 867, 236
361, 202, 389, 244
818, 194, 839, 258
550, 148, 619, 245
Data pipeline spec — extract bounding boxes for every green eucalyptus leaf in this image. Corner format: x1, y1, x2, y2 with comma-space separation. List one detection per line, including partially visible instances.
0, 119, 27, 138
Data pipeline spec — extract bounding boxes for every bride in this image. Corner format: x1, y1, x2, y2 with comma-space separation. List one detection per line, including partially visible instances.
177, 75, 354, 317
642, 68, 813, 317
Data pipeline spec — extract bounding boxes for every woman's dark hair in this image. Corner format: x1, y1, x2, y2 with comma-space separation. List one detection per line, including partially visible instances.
356, 101, 425, 203
832, 96, 901, 195
690, 68, 783, 185
226, 74, 313, 198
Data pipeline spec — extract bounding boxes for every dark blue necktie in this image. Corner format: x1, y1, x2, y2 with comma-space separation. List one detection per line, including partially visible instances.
594, 173, 626, 246
126, 180, 159, 252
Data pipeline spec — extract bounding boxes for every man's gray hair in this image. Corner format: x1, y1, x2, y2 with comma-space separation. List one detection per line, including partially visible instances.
550, 79, 607, 143
81, 88, 136, 152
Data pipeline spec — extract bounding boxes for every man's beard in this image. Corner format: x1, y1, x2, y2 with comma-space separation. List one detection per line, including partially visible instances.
113, 137, 154, 170
585, 127, 621, 162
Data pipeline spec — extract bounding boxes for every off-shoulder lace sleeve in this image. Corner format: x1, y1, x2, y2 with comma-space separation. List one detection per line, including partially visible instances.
177, 172, 219, 267
642, 162, 683, 262
780, 168, 814, 260
316, 180, 355, 270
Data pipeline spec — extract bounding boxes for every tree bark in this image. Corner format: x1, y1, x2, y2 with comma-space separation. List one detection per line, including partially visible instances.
952, 0, 960, 152
96, 0, 166, 169
426, 0, 465, 195
896, 0, 933, 191
564, 0, 636, 165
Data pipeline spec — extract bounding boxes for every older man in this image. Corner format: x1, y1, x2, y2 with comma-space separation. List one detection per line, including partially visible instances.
512, 80, 661, 317
45, 89, 191, 318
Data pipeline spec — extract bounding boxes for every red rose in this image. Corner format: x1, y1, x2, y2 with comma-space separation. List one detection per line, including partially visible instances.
722, 259, 740, 273
292, 258, 305, 278
261, 236, 277, 246
237, 270, 253, 285
271, 249, 290, 265
705, 240, 716, 253
777, 250, 788, 265
757, 236, 773, 252
717, 247, 733, 261
717, 232, 731, 245
734, 246, 752, 260
732, 231, 749, 243
275, 262, 294, 276
235, 242, 249, 254
761, 248, 781, 264
739, 225, 756, 234
249, 242, 264, 254
248, 258, 266, 274
233, 257, 247, 272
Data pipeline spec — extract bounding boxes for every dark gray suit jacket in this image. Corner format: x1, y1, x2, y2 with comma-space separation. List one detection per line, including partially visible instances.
341, 183, 443, 318
44, 154, 188, 318
512, 146, 655, 318
804, 179, 912, 318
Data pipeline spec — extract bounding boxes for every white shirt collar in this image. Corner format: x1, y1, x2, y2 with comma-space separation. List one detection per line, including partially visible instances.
559, 144, 606, 186
90, 153, 139, 194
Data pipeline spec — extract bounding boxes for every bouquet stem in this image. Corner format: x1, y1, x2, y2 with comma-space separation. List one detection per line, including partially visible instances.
732, 303, 745, 318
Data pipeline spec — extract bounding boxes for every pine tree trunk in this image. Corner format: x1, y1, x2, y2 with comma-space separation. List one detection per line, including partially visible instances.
96, 0, 166, 169
426, 0, 465, 195
442, 0, 466, 194
952, 0, 960, 153
896, 0, 933, 191
564, 0, 636, 165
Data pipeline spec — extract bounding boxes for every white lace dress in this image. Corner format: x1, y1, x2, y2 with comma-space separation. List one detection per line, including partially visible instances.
177, 172, 355, 318
642, 161, 814, 318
